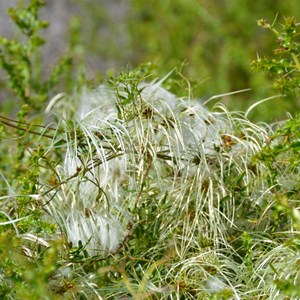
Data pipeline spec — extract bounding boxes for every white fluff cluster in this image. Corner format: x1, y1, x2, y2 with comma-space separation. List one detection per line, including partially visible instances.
44, 81, 266, 256
78, 82, 228, 154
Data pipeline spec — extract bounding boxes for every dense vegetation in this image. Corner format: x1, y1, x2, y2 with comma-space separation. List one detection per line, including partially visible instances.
0, 1, 300, 299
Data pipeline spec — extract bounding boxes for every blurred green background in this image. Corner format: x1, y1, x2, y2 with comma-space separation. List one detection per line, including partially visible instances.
1, 0, 300, 121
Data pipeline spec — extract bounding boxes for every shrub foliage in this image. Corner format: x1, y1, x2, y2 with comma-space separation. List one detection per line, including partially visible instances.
0, 1, 300, 299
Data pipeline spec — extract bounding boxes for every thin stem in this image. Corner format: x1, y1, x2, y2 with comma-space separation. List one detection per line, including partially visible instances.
0, 119, 55, 139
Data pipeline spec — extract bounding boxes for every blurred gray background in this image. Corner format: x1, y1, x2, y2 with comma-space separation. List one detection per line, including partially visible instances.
1, 0, 300, 120
0, 0, 130, 76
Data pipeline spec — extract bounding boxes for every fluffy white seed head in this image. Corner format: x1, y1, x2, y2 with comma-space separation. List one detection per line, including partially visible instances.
45, 80, 267, 256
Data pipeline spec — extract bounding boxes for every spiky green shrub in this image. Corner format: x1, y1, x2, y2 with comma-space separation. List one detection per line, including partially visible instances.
1, 1, 300, 299
13, 70, 275, 299
19, 68, 295, 299
0, 69, 298, 299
